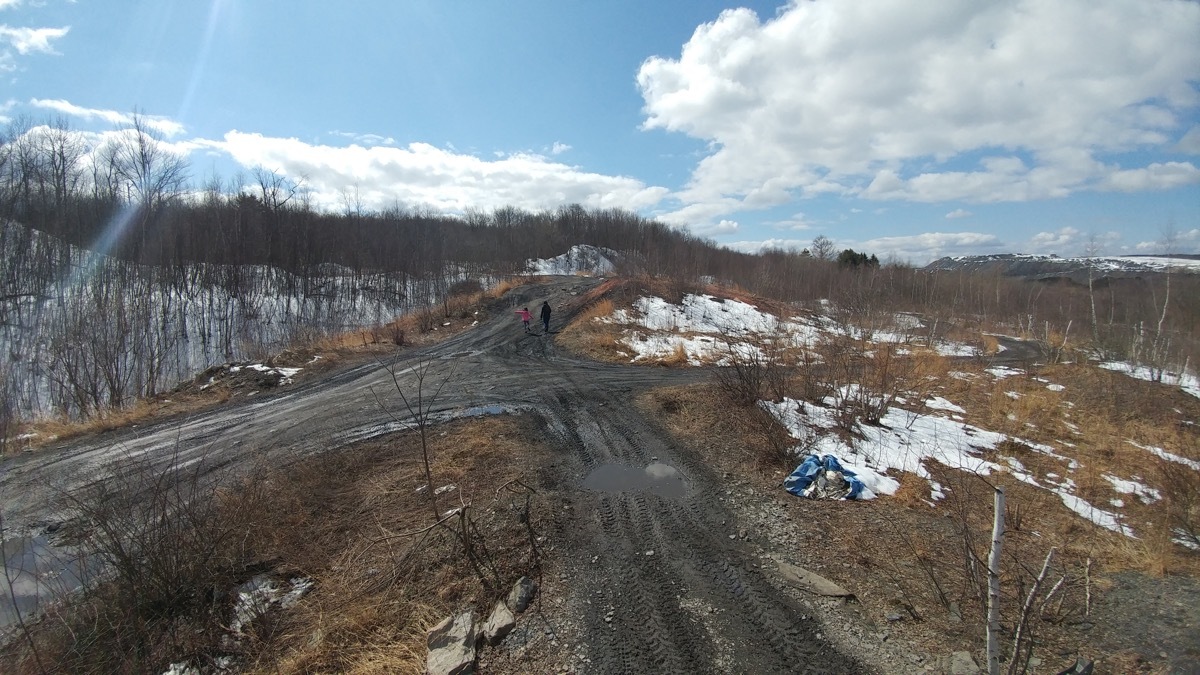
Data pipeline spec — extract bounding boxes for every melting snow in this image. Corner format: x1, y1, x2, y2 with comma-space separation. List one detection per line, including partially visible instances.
1102, 474, 1161, 504
1100, 361, 1200, 400
925, 396, 966, 414
1126, 440, 1200, 471
526, 245, 617, 276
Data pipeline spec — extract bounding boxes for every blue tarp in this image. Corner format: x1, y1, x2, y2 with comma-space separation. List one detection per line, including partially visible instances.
783, 454, 865, 500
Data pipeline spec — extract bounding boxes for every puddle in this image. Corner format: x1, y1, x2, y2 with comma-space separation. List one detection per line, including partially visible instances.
1, 534, 98, 628
582, 462, 687, 499
461, 404, 506, 417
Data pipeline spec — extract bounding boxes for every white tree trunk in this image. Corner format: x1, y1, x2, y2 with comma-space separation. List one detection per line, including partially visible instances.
987, 487, 1006, 675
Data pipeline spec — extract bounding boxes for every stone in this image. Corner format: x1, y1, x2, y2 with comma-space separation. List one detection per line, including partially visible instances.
948, 602, 962, 624
482, 600, 516, 646
507, 576, 538, 613
948, 651, 980, 675
775, 559, 854, 598
426, 611, 477, 675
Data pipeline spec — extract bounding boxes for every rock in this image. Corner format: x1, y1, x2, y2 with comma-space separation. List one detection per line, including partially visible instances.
426, 611, 477, 675
775, 559, 854, 598
482, 600, 516, 646
948, 650, 980, 675
948, 602, 962, 624
507, 576, 538, 613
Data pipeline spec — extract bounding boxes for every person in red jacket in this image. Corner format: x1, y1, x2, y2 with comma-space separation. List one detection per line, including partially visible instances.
515, 307, 532, 333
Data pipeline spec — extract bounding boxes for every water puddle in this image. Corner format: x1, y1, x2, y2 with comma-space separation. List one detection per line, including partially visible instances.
582, 462, 687, 499
461, 404, 506, 417
1, 534, 98, 628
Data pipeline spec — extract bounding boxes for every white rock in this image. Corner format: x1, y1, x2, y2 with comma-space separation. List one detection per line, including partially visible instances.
426, 611, 477, 675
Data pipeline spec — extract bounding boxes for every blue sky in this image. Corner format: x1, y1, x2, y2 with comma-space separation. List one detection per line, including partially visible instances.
3, 0, 1199, 263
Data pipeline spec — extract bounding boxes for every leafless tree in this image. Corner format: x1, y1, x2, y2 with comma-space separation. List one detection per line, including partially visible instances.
810, 234, 835, 261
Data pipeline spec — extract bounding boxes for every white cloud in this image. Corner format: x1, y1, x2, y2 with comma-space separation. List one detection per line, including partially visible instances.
0, 25, 68, 54
207, 131, 670, 214
637, 1, 1200, 231
1135, 229, 1200, 253
1101, 162, 1200, 192
0, 1, 24, 9
29, 99, 186, 137
694, 219, 739, 236
727, 231, 1003, 262
329, 130, 396, 147
1029, 227, 1081, 252
856, 231, 1004, 263
551, 142, 571, 155
1177, 126, 1200, 154
724, 238, 811, 254
945, 208, 972, 219
771, 212, 811, 230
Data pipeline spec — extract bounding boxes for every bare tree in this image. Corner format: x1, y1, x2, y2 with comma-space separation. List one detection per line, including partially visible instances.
810, 234, 835, 261
1083, 233, 1101, 343
253, 166, 303, 212
101, 113, 189, 260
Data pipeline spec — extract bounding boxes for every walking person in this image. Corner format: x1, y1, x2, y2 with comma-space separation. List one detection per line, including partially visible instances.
515, 307, 532, 333
540, 301, 552, 333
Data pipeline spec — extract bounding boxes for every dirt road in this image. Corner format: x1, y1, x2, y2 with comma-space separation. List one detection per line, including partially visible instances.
2, 276, 864, 672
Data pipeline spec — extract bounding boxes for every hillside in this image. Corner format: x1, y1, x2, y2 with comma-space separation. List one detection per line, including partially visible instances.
926, 253, 1200, 282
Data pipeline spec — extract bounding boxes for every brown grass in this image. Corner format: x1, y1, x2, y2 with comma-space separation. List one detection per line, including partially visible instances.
235, 414, 552, 674
636, 372, 1200, 671
981, 334, 1001, 355
3, 413, 556, 674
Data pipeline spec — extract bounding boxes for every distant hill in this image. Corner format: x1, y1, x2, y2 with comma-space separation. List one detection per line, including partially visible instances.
924, 253, 1200, 282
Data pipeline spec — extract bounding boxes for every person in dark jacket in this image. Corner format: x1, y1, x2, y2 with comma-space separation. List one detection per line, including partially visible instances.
540, 301, 552, 332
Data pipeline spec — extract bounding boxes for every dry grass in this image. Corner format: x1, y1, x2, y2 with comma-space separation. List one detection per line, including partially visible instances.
235, 414, 552, 674
638, 373, 1200, 672
3, 414, 555, 674
981, 334, 1001, 355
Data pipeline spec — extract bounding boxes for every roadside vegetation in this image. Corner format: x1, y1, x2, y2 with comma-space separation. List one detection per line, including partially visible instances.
1, 413, 554, 674
565, 274, 1199, 672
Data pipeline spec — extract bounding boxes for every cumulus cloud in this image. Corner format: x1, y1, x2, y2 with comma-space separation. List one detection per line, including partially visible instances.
551, 142, 571, 155
1178, 126, 1200, 154
0, 24, 68, 54
329, 130, 396, 147
727, 231, 1003, 262
206, 131, 670, 214
637, 0, 1200, 230
1101, 162, 1200, 192
945, 209, 972, 219
30, 99, 186, 137
1135, 229, 1200, 253
0, 24, 68, 71
855, 232, 1004, 263
1029, 227, 1081, 252
771, 212, 812, 230
724, 238, 812, 254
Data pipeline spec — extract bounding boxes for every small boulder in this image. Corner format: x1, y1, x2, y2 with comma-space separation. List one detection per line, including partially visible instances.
775, 559, 853, 598
507, 576, 538, 613
948, 651, 980, 675
482, 600, 516, 645
426, 611, 477, 675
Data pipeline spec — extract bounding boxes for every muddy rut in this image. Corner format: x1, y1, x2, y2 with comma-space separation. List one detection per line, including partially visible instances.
2, 277, 864, 672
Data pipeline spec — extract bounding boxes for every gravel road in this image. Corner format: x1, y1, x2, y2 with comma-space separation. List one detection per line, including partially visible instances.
2, 276, 871, 671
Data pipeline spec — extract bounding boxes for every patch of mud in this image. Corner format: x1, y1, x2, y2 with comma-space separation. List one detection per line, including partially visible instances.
582, 462, 687, 498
